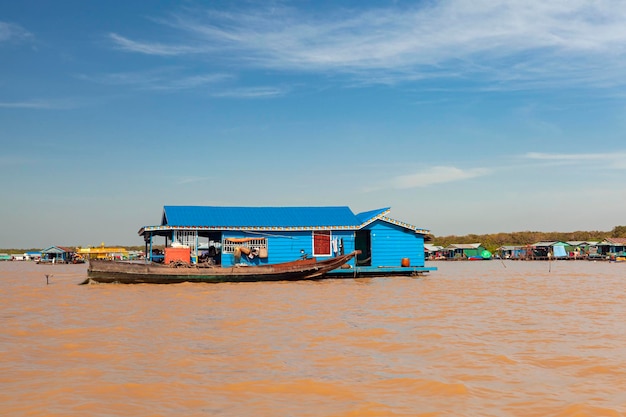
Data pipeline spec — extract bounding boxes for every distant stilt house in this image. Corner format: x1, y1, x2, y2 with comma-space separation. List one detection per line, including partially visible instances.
40, 246, 79, 264
442, 239, 624, 262
443, 243, 491, 260
497, 245, 524, 259
531, 241, 569, 259
76, 245, 129, 260
25, 251, 42, 261
424, 244, 445, 260
565, 241, 598, 259
497, 241, 609, 261
138, 206, 436, 276
596, 238, 626, 259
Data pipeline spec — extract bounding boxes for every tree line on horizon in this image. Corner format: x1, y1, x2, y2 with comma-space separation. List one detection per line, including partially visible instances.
431, 225, 626, 253
2, 226, 625, 254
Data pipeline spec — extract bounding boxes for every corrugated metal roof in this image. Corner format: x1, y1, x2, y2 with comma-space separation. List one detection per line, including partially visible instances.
448, 243, 482, 249
138, 205, 431, 235
355, 207, 390, 224
601, 238, 626, 245
380, 216, 430, 234
41, 246, 73, 254
162, 206, 361, 228
355, 208, 430, 233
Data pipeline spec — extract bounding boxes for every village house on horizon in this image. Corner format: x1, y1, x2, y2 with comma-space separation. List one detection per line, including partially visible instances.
138, 205, 436, 276
425, 238, 626, 261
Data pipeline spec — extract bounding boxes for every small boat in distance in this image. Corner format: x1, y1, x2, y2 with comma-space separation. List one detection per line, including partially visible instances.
82, 251, 360, 284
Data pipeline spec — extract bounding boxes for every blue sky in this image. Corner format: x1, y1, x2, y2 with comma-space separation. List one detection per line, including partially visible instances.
2, 0, 626, 248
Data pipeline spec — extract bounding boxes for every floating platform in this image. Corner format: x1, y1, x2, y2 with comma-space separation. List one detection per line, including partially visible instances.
327, 265, 437, 277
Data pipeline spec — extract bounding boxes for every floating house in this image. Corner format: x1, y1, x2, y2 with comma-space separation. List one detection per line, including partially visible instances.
531, 241, 569, 258
472, 239, 624, 261
25, 251, 42, 261
77, 245, 129, 260
424, 244, 445, 260
443, 243, 491, 260
596, 238, 626, 258
138, 206, 436, 276
498, 241, 573, 260
564, 241, 598, 258
496, 245, 524, 259
40, 246, 82, 263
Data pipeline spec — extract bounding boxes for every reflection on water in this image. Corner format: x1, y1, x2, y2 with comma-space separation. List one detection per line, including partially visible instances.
1, 260, 626, 416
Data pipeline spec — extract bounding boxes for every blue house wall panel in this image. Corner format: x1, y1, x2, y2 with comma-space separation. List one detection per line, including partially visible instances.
365, 221, 425, 268
221, 230, 357, 267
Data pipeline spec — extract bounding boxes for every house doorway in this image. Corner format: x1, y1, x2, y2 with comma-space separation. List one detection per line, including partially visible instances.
355, 230, 372, 266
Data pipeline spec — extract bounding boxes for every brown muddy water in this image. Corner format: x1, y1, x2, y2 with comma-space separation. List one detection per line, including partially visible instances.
1, 260, 625, 417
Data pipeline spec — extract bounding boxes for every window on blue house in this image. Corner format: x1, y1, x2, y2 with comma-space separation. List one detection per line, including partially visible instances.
313, 231, 331, 256
222, 238, 267, 254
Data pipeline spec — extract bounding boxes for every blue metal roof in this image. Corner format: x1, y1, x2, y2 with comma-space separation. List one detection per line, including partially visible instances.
355, 207, 391, 224
162, 206, 361, 228
138, 205, 430, 235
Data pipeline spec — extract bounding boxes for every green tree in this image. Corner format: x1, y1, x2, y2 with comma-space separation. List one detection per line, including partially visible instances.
611, 226, 626, 237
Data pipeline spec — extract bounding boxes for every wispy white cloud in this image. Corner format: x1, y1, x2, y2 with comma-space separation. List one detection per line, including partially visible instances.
108, 33, 202, 56
525, 151, 626, 168
211, 86, 288, 98
365, 166, 491, 192
526, 151, 626, 160
78, 68, 286, 97
109, 1, 626, 88
160, 74, 232, 90
392, 166, 491, 188
77, 68, 232, 91
0, 21, 33, 43
0, 99, 76, 109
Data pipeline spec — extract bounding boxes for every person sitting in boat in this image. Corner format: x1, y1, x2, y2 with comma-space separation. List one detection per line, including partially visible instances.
199, 246, 220, 265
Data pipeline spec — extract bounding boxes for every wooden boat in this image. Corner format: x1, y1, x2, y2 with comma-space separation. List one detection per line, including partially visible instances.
81, 251, 359, 284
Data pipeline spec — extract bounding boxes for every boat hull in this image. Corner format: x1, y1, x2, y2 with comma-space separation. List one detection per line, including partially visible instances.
83, 252, 358, 284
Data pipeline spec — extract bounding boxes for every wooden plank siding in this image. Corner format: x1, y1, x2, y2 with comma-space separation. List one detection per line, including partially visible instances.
221, 230, 356, 267
365, 220, 426, 268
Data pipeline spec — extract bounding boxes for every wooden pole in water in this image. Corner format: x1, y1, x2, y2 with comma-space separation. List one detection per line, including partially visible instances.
498, 251, 507, 268
548, 251, 552, 272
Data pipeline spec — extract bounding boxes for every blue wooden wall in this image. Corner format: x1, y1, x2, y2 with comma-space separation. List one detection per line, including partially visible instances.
220, 223, 426, 268
364, 220, 426, 268
221, 230, 356, 267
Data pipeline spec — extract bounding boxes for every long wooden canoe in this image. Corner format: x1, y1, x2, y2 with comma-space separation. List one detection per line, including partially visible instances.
82, 251, 359, 284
